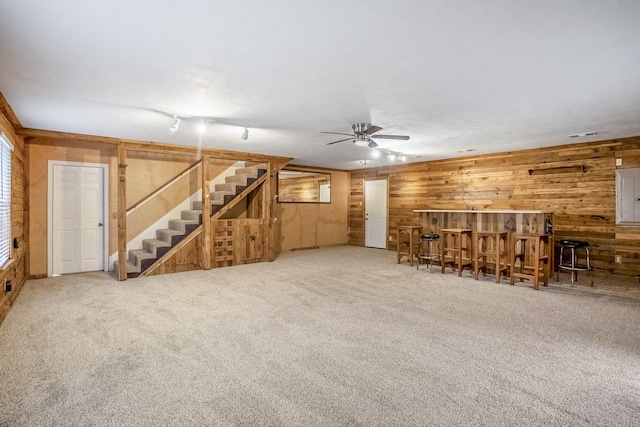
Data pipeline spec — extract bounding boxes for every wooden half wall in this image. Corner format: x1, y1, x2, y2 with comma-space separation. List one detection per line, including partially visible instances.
349, 136, 640, 278
275, 169, 349, 252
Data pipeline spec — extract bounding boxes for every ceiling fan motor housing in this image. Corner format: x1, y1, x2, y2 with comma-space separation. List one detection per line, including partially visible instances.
353, 123, 372, 134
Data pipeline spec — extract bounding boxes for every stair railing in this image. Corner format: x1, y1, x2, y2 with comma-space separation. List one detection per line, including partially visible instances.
126, 159, 203, 216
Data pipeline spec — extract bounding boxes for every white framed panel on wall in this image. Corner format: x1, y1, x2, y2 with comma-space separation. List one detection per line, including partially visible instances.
616, 167, 640, 224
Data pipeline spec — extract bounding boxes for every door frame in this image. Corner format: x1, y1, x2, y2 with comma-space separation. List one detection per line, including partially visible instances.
363, 177, 389, 248
47, 160, 109, 276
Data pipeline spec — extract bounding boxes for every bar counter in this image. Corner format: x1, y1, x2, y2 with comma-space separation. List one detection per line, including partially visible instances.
413, 209, 554, 235
413, 209, 555, 273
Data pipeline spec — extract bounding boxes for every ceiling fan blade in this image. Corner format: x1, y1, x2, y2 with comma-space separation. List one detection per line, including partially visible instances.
372, 134, 410, 140
364, 125, 383, 135
321, 131, 355, 137
326, 138, 354, 145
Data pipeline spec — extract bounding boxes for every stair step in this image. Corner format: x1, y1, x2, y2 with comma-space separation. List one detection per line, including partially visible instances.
181, 209, 202, 222
129, 249, 156, 266
212, 191, 235, 203
214, 182, 240, 193
157, 228, 185, 245
192, 200, 225, 215
142, 238, 172, 257
168, 219, 199, 234
234, 164, 267, 179
113, 260, 141, 274
226, 174, 250, 186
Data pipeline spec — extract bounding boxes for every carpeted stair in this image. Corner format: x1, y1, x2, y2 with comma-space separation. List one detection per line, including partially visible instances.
115, 163, 267, 278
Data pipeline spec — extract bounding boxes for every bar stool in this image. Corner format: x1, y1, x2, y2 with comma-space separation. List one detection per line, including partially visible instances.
510, 234, 551, 290
417, 233, 440, 271
557, 240, 593, 287
441, 228, 473, 276
397, 225, 422, 266
474, 231, 508, 283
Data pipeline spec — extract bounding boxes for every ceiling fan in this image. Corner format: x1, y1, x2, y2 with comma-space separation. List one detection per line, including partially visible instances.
322, 123, 410, 148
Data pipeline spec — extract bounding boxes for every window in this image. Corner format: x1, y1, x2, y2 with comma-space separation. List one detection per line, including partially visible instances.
0, 132, 13, 266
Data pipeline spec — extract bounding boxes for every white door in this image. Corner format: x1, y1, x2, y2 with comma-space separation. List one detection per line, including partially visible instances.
365, 179, 387, 248
319, 183, 330, 203
51, 164, 105, 274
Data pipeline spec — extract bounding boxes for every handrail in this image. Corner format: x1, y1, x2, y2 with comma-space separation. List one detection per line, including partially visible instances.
126, 159, 202, 216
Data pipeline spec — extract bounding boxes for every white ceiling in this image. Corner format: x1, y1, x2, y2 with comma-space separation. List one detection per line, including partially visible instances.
1, 1, 640, 170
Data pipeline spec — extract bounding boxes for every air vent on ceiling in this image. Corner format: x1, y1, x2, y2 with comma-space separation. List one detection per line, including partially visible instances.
568, 131, 597, 138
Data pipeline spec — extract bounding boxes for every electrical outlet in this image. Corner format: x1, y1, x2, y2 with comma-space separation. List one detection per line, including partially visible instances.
388, 235, 392, 241
616, 158, 623, 166
615, 255, 622, 263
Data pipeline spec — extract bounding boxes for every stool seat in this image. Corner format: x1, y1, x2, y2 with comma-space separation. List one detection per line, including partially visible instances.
420, 233, 440, 240
559, 240, 589, 248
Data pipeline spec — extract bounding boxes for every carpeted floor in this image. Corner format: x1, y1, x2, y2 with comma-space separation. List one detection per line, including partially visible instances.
1, 246, 639, 426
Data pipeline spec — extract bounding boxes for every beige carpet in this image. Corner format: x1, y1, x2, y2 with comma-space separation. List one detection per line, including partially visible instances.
1, 246, 639, 426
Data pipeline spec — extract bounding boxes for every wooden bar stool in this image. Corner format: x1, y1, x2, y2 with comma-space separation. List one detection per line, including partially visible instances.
441, 228, 473, 276
510, 234, 551, 290
474, 231, 508, 283
397, 225, 421, 266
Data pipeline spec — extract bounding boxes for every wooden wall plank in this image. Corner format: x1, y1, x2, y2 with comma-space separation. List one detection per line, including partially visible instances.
0, 101, 27, 326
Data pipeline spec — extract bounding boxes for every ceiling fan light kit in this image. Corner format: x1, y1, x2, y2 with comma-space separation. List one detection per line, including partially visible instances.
323, 123, 410, 163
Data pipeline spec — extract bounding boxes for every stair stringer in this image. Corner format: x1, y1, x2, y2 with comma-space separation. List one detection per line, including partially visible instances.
137, 171, 269, 278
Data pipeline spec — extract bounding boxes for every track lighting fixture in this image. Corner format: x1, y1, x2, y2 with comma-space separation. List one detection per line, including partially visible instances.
370, 148, 406, 162
161, 111, 252, 139
169, 116, 180, 132
197, 120, 206, 134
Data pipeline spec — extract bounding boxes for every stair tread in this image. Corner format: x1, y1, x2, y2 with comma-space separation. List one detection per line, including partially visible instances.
129, 249, 156, 259
158, 228, 184, 235
143, 238, 171, 247
114, 260, 141, 273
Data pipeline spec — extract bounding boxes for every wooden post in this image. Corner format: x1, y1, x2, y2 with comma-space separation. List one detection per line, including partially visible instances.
117, 143, 127, 281
201, 156, 212, 270
265, 162, 274, 262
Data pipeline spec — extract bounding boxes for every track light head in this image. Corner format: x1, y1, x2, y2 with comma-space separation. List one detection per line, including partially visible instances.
241, 127, 249, 140
170, 116, 180, 132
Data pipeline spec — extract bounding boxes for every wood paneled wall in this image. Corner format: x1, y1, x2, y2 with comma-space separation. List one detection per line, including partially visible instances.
349, 136, 640, 278
0, 101, 27, 325
275, 170, 349, 252
278, 174, 329, 203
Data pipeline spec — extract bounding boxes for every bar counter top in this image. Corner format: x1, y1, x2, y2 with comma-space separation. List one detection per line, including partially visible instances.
413, 209, 554, 214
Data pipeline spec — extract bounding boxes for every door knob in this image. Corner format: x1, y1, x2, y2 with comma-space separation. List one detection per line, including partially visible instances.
98, 223, 103, 227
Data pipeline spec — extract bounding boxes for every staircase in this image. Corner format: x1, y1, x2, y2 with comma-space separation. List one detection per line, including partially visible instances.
115, 163, 267, 278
